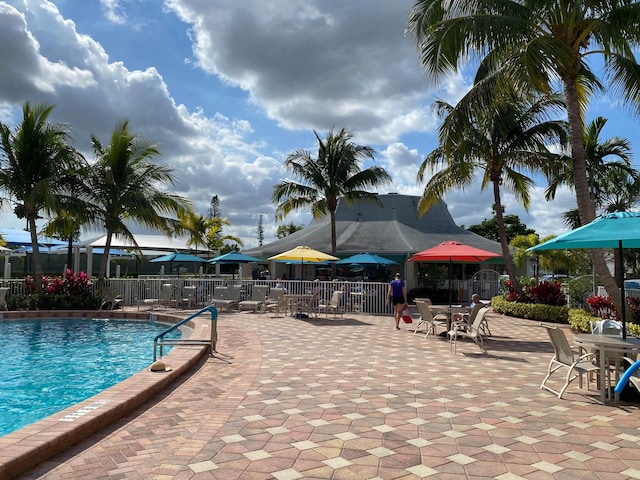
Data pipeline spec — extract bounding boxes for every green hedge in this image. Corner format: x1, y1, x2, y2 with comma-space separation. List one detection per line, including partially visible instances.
491, 296, 569, 323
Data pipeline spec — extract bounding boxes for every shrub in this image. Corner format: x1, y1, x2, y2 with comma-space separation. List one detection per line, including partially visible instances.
19, 270, 101, 310
491, 295, 569, 323
568, 308, 597, 332
525, 281, 566, 306
586, 295, 620, 320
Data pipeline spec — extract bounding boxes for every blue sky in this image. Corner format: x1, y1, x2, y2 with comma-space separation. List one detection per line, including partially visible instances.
1, 0, 639, 249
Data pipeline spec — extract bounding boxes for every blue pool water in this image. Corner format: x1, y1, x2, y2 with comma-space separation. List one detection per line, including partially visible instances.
0, 318, 180, 437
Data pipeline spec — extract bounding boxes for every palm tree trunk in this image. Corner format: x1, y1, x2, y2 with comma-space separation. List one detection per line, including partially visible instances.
28, 216, 43, 291
493, 181, 520, 292
330, 210, 337, 278
564, 79, 622, 313
98, 232, 113, 289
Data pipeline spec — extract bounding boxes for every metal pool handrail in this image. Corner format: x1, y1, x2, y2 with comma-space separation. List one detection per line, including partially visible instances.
153, 306, 218, 361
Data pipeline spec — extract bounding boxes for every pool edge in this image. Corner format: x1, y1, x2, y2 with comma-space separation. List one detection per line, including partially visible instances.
0, 309, 211, 480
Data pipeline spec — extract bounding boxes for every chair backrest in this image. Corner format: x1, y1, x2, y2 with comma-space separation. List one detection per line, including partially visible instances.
227, 285, 242, 300
415, 300, 434, 322
329, 290, 342, 308
414, 297, 433, 305
212, 286, 227, 300
0, 288, 7, 301
467, 303, 484, 324
542, 324, 575, 366
160, 284, 173, 300
251, 285, 268, 301
102, 287, 116, 302
468, 307, 489, 334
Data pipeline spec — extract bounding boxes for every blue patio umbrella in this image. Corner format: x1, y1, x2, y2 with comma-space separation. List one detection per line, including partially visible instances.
149, 252, 208, 263
528, 211, 640, 339
208, 252, 263, 264
336, 252, 398, 265
149, 252, 207, 276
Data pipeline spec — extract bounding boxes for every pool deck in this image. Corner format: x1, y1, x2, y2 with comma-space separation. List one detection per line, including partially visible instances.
7, 307, 640, 479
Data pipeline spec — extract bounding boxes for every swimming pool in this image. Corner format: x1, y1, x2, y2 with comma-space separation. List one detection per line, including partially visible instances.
0, 318, 181, 437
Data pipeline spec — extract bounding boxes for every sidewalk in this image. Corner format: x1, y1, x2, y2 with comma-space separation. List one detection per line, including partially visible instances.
20, 309, 640, 479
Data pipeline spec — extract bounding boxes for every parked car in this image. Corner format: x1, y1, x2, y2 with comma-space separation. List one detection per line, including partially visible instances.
539, 274, 572, 283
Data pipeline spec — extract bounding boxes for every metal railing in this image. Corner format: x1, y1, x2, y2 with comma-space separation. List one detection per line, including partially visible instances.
153, 306, 218, 361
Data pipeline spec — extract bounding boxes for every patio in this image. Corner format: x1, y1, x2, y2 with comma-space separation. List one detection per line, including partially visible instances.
16, 308, 640, 479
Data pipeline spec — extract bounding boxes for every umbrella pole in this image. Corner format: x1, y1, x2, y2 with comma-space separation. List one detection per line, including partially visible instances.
619, 240, 627, 340
448, 258, 453, 330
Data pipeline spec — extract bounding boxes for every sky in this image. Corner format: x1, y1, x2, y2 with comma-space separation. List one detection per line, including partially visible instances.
0, 0, 639, 250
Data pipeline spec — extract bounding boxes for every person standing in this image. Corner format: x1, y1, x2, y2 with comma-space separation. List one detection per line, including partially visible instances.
387, 273, 407, 330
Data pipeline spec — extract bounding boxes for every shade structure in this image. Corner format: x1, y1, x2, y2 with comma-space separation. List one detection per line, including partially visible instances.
335, 252, 398, 265
208, 252, 263, 264
528, 211, 640, 339
269, 246, 338, 280
410, 241, 501, 312
149, 252, 208, 263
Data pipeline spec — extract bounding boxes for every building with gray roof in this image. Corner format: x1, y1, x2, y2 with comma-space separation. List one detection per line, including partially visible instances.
244, 193, 506, 287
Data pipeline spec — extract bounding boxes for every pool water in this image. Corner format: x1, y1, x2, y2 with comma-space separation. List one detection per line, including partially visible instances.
0, 318, 181, 437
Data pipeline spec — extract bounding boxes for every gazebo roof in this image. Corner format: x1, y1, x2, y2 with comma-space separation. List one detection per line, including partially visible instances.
244, 194, 502, 258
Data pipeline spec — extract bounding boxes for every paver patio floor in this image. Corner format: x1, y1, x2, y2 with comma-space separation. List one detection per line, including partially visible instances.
19, 309, 640, 479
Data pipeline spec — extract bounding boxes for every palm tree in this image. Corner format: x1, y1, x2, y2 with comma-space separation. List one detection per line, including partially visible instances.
178, 211, 243, 256
417, 89, 568, 291
273, 128, 392, 257
407, 0, 640, 311
547, 116, 638, 284
80, 120, 193, 285
0, 102, 85, 287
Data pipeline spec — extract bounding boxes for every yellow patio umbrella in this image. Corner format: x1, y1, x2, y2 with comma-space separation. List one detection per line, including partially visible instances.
268, 246, 339, 279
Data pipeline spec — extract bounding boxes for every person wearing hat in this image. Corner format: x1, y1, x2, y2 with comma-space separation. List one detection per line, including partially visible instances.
387, 273, 407, 330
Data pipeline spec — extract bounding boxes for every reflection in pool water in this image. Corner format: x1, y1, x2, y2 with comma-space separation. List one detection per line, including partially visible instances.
0, 318, 180, 437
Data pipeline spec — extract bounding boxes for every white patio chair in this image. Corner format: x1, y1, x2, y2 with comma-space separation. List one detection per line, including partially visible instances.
414, 300, 446, 338
317, 291, 343, 318
0, 287, 8, 311
239, 285, 269, 312
100, 287, 123, 310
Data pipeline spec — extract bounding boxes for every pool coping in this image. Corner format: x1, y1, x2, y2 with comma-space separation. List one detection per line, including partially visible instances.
0, 309, 212, 480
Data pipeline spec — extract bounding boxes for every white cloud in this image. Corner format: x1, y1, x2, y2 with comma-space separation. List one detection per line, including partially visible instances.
0, 0, 578, 249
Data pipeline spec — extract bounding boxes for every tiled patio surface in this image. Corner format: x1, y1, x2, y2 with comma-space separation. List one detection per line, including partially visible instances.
18, 309, 640, 479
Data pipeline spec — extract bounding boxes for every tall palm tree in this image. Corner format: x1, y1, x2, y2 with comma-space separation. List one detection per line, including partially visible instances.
80, 120, 193, 285
0, 102, 85, 287
547, 116, 638, 284
408, 0, 640, 311
273, 128, 391, 256
417, 89, 568, 291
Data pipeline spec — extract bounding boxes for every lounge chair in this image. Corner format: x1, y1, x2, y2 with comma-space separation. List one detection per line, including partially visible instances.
0, 287, 8, 311
239, 285, 269, 312
137, 283, 174, 311
100, 287, 123, 310
210, 284, 242, 311
540, 324, 600, 399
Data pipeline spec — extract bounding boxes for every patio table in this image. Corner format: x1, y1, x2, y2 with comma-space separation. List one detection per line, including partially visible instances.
428, 305, 470, 330
285, 294, 314, 317
573, 333, 640, 403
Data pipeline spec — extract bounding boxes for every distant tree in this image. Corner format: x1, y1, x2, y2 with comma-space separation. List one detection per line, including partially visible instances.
257, 214, 264, 246
467, 214, 535, 244
0, 102, 85, 288
208, 194, 223, 246
276, 222, 303, 239
273, 128, 391, 256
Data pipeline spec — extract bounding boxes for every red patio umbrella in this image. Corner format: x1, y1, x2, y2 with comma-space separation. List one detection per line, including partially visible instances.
410, 241, 502, 311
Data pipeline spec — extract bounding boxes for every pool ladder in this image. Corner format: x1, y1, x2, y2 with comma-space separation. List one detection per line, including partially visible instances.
153, 306, 218, 361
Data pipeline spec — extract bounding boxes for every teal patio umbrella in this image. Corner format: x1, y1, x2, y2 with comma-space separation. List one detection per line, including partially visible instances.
335, 252, 398, 265
150, 252, 207, 275
528, 211, 640, 339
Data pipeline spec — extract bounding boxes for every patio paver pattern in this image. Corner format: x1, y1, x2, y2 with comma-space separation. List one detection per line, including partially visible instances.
20, 310, 640, 479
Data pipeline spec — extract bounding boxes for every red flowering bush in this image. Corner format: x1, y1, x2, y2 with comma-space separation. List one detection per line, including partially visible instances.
586, 295, 620, 320
503, 278, 566, 306
22, 270, 100, 310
